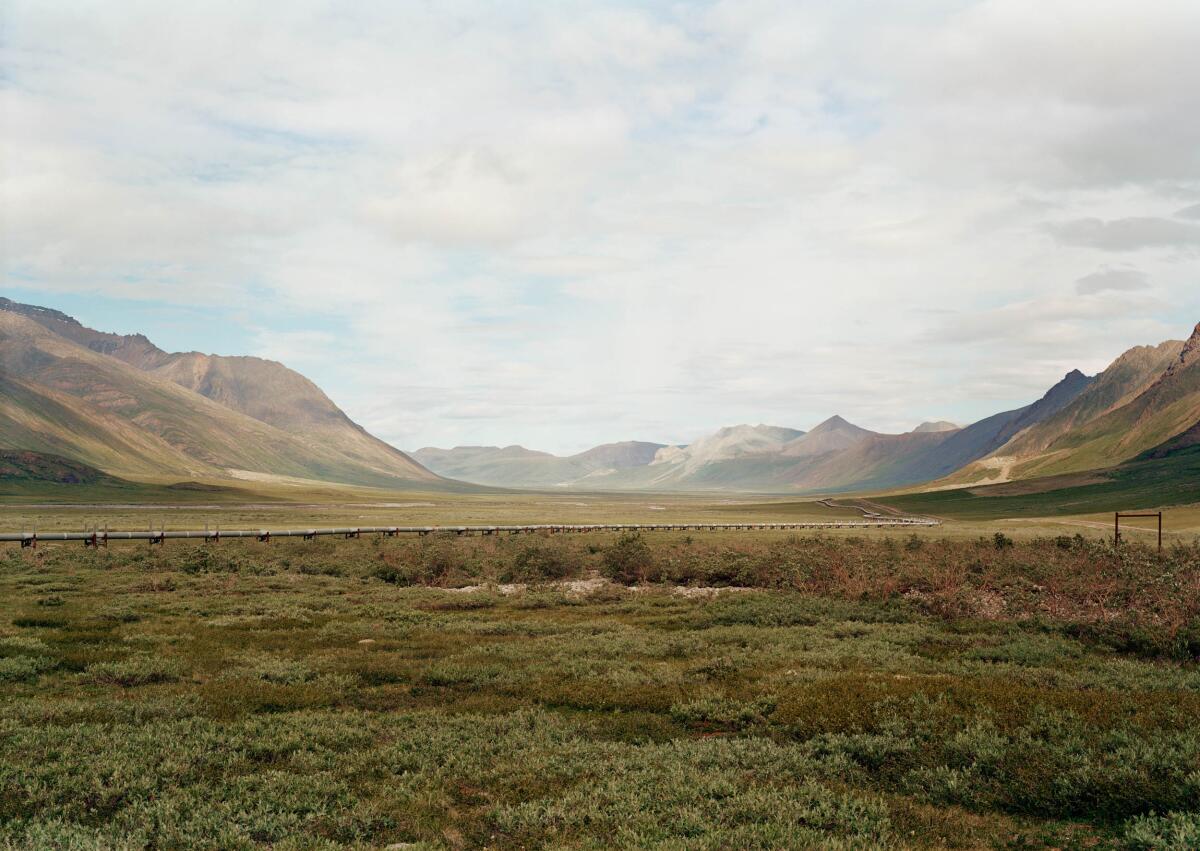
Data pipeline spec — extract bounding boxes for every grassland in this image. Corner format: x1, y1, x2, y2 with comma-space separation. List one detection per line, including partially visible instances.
2, 530, 1199, 849
0, 489, 872, 534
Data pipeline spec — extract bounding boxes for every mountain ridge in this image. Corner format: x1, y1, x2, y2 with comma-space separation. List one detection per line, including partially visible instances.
0, 301, 442, 488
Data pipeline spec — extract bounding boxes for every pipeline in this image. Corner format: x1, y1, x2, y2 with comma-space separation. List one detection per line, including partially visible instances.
2, 518, 939, 548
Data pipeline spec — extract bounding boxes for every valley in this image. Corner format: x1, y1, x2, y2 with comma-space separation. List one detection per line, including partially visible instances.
3, 297, 1200, 851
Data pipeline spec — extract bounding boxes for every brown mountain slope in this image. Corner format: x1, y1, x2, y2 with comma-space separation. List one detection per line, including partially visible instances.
412, 441, 667, 488
1013, 331, 1198, 478
0, 298, 165, 367
0, 311, 440, 486
786, 429, 958, 491
147, 352, 433, 479
948, 324, 1199, 482
995, 343, 1182, 463
772, 371, 1094, 494
1020, 322, 1200, 473
0, 373, 210, 479
570, 441, 665, 471
780, 416, 875, 458
0, 297, 432, 483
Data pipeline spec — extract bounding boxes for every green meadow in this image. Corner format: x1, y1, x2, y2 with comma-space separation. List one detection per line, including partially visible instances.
2, 530, 1199, 849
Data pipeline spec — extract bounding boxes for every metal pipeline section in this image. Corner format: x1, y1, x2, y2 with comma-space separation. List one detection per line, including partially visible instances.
1, 518, 939, 548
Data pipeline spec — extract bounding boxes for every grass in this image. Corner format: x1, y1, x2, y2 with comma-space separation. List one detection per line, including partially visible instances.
1, 531, 1198, 848
0, 489, 872, 532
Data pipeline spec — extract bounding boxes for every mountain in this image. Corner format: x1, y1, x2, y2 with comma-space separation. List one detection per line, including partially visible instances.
0, 302, 442, 488
9, 294, 1193, 499
783, 429, 957, 492
890, 369, 1095, 487
1008, 323, 1200, 476
570, 440, 664, 470
0, 297, 428, 479
415, 426, 819, 491
913, 421, 959, 433
780, 416, 874, 457
603, 372, 1096, 495
678, 424, 806, 464
415, 375, 1099, 494
950, 333, 1193, 483
412, 441, 667, 488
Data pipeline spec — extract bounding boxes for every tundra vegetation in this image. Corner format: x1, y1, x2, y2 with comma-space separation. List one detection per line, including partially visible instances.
1, 531, 1199, 849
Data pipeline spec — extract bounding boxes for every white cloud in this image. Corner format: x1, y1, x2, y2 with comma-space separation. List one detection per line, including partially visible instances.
1047, 217, 1200, 251
1175, 202, 1200, 220
1075, 266, 1149, 295
3, 0, 1200, 453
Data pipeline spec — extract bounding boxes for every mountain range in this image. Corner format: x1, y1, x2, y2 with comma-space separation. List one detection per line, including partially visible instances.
417, 323, 1200, 494
412, 375, 1103, 492
3, 295, 1198, 500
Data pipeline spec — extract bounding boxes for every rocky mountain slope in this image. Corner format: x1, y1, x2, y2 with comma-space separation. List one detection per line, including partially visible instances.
0, 302, 441, 488
949, 329, 1197, 484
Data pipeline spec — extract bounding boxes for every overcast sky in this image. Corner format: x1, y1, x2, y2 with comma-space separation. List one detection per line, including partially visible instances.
4, 0, 1199, 454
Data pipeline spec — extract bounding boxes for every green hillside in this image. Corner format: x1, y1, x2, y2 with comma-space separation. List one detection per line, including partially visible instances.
882, 446, 1200, 520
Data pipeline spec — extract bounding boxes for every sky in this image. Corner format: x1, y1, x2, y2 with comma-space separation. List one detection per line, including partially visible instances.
3, 0, 1199, 455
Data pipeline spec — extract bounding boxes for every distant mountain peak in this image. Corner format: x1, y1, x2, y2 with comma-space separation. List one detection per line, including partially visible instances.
913, 421, 959, 433
1172, 321, 1200, 370
1040, 368, 1093, 401
810, 414, 861, 433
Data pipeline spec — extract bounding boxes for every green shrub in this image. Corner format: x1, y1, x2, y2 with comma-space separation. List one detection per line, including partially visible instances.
0, 655, 54, 684
86, 655, 182, 687
1122, 811, 1200, 849
502, 540, 583, 582
670, 696, 778, 731
178, 545, 243, 575
601, 533, 653, 584
11, 616, 64, 628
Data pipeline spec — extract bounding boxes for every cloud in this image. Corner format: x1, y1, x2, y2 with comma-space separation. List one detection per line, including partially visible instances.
1075, 266, 1150, 294
1175, 202, 1200, 220
4, 1, 1200, 452
1045, 217, 1200, 251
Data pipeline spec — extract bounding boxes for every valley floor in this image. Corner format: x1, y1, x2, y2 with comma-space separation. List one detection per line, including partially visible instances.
2, 531, 1198, 849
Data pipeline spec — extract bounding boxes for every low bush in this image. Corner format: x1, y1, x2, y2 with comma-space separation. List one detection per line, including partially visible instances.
86, 655, 182, 687
1122, 811, 1200, 849
670, 695, 778, 731
601, 533, 654, 584
501, 539, 585, 582
0, 655, 54, 684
